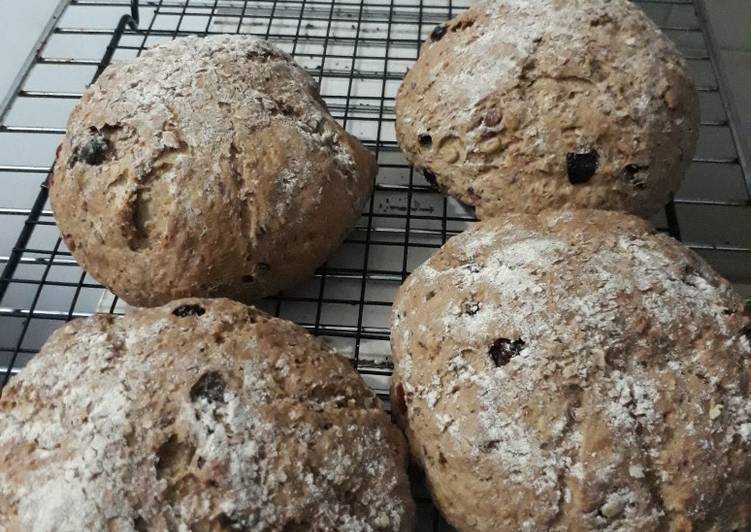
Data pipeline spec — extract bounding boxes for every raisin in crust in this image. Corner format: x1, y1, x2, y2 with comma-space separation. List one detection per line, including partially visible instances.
0, 298, 415, 532
390, 211, 751, 531
50, 35, 376, 307
395, 0, 699, 218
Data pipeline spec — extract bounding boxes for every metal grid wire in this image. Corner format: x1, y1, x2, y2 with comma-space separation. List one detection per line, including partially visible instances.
0, 0, 749, 528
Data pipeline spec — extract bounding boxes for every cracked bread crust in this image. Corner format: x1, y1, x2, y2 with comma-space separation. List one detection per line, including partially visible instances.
390, 210, 751, 531
50, 35, 376, 307
395, 0, 698, 218
0, 298, 415, 532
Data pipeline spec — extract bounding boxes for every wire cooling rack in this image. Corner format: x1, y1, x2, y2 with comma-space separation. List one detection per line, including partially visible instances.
0, 0, 749, 529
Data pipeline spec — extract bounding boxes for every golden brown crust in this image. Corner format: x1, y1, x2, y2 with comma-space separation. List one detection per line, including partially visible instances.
390, 210, 751, 531
0, 298, 415, 531
50, 35, 376, 307
395, 0, 699, 218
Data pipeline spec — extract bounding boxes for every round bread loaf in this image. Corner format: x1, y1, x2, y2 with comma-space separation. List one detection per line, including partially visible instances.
50, 35, 376, 307
395, 0, 699, 218
390, 211, 751, 531
0, 298, 415, 531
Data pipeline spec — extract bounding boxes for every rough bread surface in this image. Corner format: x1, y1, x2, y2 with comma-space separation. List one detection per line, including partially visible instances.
390, 210, 751, 531
0, 298, 415, 532
50, 35, 376, 307
395, 0, 699, 218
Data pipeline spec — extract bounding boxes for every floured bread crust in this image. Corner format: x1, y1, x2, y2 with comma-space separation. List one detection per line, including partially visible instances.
391, 210, 751, 531
396, 0, 698, 218
0, 298, 415, 532
50, 35, 376, 306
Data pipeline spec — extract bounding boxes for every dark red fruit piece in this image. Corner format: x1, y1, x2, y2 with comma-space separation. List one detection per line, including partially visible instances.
172, 304, 206, 317
566, 149, 599, 184
488, 338, 525, 367
78, 133, 108, 166
481, 440, 500, 452
430, 25, 447, 42
394, 382, 407, 414
190, 371, 226, 403
484, 109, 501, 127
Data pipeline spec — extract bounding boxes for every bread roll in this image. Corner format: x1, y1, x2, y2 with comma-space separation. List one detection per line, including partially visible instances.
51, 35, 376, 306
396, 0, 698, 218
0, 298, 415, 531
391, 210, 750, 531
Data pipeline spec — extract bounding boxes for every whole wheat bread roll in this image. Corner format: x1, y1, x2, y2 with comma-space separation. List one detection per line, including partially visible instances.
0, 298, 415, 531
395, 0, 699, 218
50, 35, 376, 307
391, 210, 751, 531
